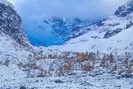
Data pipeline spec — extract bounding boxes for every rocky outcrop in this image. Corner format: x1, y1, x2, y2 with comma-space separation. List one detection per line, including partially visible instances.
0, 1, 28, 46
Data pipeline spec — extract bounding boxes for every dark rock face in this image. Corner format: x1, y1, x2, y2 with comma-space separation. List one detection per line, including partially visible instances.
104, 28, 122, 38
115, 3, 133, 17
0, 2, 27, 45
126, 21, 133, 29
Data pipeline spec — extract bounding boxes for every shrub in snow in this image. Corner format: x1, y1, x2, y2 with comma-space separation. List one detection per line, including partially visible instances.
63, 56, 69, 61
83, 65, 94, 71
125, 58, 129, 67
113, 64, 117, 71
63, 64, 71, 71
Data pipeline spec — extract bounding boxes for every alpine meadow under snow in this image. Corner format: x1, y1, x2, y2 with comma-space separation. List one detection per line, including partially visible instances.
0, 0, 133, 89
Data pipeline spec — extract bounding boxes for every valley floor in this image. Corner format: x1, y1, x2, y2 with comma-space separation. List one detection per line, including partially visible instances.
0, 65, 133, 89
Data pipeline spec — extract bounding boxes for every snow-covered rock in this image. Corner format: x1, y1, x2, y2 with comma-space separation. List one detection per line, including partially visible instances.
0, 0, 28, 45
0, 0, 34, 63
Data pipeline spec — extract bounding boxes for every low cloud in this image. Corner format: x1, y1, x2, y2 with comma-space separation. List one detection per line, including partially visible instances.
13, 0, 129, 20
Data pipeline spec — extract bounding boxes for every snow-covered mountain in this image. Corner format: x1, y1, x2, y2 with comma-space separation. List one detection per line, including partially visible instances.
0, 0, 133, 89
28, 1, 133, 48
28, 17, 92, 46
49, 1, 133, 54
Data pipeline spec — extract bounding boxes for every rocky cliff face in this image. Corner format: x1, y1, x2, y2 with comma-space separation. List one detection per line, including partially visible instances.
0, 0, 33, 66
0, 1, 28, 46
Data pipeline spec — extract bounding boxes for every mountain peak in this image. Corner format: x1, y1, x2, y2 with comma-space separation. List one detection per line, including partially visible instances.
115, 0, 133, 17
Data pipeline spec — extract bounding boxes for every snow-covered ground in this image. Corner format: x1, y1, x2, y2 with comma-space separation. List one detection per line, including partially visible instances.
0, 32, 32, 64
0, 65, 133, 89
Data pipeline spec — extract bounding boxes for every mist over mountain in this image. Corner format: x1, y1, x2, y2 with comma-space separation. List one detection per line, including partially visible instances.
9, 0, 129, 46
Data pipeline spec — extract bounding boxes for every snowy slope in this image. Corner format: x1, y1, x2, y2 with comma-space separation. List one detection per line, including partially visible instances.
0, 32, 33, 64
0, 0, 35, 79
48, 2, 133, 55
49, 25, 133, 54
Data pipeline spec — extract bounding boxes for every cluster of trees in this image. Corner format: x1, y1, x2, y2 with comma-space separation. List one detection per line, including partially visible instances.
120, 59, 133, 74
19, 51, 133, 77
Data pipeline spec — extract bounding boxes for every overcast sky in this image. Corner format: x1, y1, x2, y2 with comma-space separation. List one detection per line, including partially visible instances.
8, 0, 129, 20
